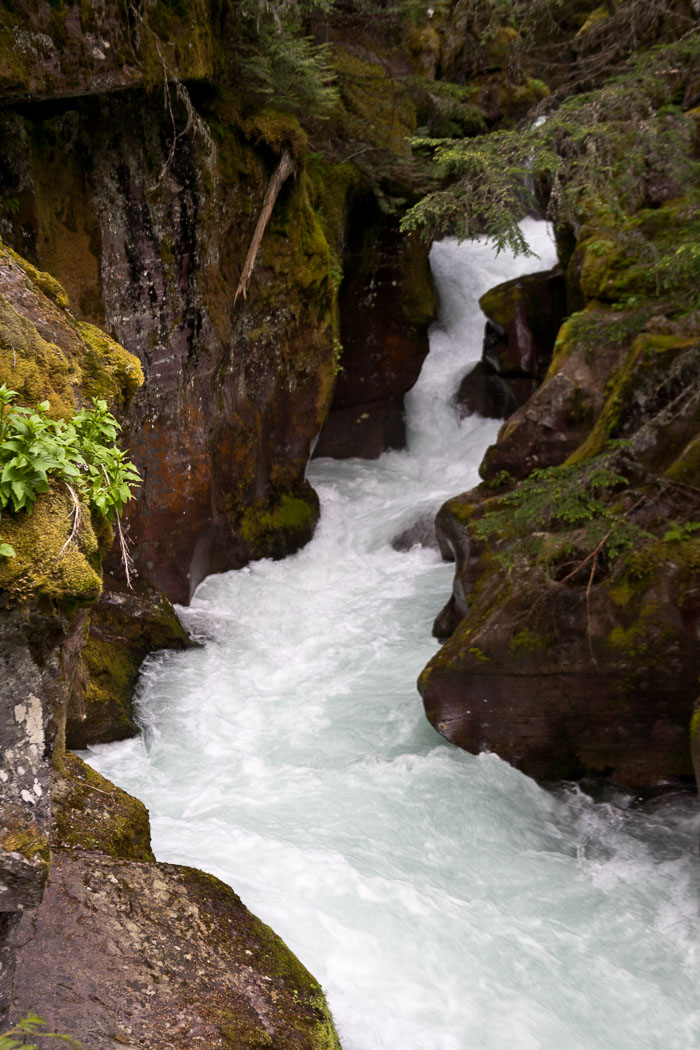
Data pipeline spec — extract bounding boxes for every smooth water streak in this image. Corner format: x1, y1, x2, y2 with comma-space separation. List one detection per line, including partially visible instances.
87, 220, 700, 1050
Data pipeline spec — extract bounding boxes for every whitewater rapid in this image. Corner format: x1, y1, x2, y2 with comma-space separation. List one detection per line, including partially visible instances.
86, 220, 700, 1050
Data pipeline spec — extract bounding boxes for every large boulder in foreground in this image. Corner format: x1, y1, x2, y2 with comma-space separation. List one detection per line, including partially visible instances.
9, 851, 341, 1050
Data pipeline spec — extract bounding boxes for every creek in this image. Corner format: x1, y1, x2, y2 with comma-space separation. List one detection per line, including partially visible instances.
86, 220, 700, 1050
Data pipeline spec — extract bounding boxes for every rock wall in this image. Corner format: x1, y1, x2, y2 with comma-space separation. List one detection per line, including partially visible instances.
0, 240, 141, 1006
0, 0, 441, 1034
1, 87, 337, 603
0, 237, 341, 1045
0, 2, 442, 604
420, 188, 700, 792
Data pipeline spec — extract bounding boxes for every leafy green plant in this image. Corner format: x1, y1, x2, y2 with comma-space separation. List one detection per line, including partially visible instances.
0, 1013, 83, 1050
663, 520, 700, 543
0, 385, 141, 561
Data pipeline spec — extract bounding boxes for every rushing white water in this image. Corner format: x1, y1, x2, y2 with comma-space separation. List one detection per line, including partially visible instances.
86, 219, 700, 1050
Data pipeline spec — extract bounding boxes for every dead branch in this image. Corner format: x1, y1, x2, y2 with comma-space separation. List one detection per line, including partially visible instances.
234, 149, 296, 304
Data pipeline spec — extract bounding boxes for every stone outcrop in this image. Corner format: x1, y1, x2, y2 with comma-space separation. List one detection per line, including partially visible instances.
0, 244, 143, 1002
1, 86, 338, 603
0, 0, 215, 101
420, 190, 700, 792
456, 267, 567, 421
314, 196, 436, 459
66, 574, 193, 748
423, 475, 700, 788
0, 243, 340, 1039
51, 752, 155, 862
0, 2, 442, 603
0, 243, 340, 1046
8, 851, 340, 1050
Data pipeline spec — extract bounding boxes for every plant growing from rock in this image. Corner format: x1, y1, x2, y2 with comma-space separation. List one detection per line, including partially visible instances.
0, 385, 141, 569
473, 452, 652, 577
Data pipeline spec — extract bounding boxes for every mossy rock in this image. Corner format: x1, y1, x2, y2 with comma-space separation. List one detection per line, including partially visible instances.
66, 576, 193, 749
51, 752, 154, 862
243, 107, 308, 158
568, 322, 699, 467
0, 236, 143, 414
0, 803, 51, 910
0, 488, 102, 607
239, 485, 320, 561
419, 533, 699, 788
0, 284, 80, 420
75, 321, 144, 407
575, 231, 652, 303
0, 0, 215, 100
665, 433, 700, 487
571, 199, 700, 312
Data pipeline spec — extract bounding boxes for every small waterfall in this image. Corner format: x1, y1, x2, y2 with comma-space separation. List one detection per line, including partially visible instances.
87, 221, 700, 1050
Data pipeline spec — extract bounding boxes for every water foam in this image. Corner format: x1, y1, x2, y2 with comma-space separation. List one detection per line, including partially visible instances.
86, 221, 700, 1050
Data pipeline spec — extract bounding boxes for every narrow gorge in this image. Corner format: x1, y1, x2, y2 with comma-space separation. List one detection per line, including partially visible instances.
1, 2, 699, 1048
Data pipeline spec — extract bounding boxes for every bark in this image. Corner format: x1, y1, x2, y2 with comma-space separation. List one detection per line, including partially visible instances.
235, 149, 296, 303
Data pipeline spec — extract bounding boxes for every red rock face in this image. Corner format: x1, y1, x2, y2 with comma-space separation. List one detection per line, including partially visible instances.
9, 853, 341, 1049
3, 90, 337, 603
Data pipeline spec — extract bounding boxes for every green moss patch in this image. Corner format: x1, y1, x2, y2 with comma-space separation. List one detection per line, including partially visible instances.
76, 322, 144, 407
51, 752, 154, 862
0, 487, 102, 605
240, 489, 320, 561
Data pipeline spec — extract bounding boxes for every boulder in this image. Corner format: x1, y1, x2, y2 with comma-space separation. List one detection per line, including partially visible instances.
421, 475, 700, 790
391, 512, 439, 552
478, 304, 656, 482
455, 267, 566, 422
478, 268, 567, 378
455, 361, 537, 420
66, 575, 193, 749
8, 852, 341, 1050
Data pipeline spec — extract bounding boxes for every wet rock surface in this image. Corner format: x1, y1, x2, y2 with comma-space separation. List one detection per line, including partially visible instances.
421, 191, 700, 791
391, 512, 439, 552
51, 752, 154, 862
315, 204, 435, 460
422, 309, 700, 790
66, 575, 193, 749
455, 267, 566, 423
9, 852, 341, 1050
